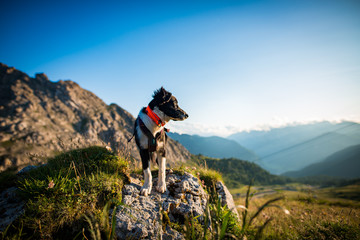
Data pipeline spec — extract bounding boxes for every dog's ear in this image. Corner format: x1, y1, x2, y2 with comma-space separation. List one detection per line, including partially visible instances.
161, 87, 172, 103
153, 87, 172, 104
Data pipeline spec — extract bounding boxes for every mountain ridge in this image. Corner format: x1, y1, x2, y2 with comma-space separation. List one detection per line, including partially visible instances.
168, 132, 259, 162
283, 144, 360, 179
228, 121, 360, 174
191, 155, 289, 188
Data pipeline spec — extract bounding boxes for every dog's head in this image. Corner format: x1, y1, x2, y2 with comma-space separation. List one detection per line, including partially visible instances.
149, 87, 188, 121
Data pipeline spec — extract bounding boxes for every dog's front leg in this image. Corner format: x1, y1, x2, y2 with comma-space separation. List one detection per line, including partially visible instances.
140, 150, 152, 196
156, 156, 167, 193
141, 167, 152, 196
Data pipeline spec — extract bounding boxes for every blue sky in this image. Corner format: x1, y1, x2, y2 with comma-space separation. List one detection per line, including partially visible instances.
1, 0, 360, 136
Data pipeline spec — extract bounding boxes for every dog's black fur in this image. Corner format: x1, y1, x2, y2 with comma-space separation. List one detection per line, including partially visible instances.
134, 87, 188, 196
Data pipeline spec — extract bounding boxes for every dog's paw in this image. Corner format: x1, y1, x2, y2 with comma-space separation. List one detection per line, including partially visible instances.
140, 185, 152, 196
156, 182, 167, 193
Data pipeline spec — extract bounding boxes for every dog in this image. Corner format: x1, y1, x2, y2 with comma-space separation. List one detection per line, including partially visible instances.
133, 87, 188, 196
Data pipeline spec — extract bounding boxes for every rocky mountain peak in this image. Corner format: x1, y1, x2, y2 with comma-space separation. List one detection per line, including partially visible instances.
35, 73, 49, 81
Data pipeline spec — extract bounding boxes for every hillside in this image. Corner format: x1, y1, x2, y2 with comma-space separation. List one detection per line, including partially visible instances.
168, 132, 259, 162
0, 63, 191, 171
229, 122, 360, 174
0, 146, 239, 239
283, 145, 360, 179
191, 155, 289, 188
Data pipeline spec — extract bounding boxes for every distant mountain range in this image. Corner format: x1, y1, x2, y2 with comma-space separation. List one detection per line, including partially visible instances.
169, 121, 360, 177
228, 121, 360, 174
191, 155, 289, 188
0, 63, 190, 171
168, 132, 259, 162
283, 144, 360, 179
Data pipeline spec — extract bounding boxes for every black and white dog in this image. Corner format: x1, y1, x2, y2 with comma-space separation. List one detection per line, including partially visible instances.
134, 87, 188, 196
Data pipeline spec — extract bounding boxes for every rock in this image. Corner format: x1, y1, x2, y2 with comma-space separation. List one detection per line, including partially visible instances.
15, 107, 22, 113
17, 164, 46, 175
216, 181, 240, 220
115, 172, 208, 240
0, 187, 24, 231
35, 73, 49, 81
16, 121, 27, 131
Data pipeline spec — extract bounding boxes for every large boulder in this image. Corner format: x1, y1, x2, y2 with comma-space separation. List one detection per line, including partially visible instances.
115, 171, 238, 239
116, 171, 206, 239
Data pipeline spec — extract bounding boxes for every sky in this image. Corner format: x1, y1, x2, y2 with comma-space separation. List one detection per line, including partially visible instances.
1, 0, 360, 137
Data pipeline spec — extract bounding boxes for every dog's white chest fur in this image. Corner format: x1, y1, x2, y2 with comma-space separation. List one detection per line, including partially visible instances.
136, 107, 168, 149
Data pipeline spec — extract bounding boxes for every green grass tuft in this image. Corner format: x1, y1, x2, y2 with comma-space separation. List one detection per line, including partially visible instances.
3, 146, 129, 239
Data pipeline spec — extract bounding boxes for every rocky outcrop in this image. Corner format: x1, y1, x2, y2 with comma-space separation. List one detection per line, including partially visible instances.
115, 171, 238, 240
0, 63, 191, 171
116, 171, 207, 239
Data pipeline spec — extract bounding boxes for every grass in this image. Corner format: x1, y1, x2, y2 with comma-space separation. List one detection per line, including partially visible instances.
184, 195, 240, 240
1, 146, 129, 239
182, 182, 290, 240
232, 183, 360, 239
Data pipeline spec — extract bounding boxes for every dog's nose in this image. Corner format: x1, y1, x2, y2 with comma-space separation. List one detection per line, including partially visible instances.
185, 113, 189, 118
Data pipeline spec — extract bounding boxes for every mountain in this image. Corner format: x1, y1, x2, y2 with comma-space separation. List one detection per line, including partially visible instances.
191, 155, 289, 188
283, 144, 360, 179
229, 121, 360, 158
168, 132, 259, 162
261, 132, 360, 174
228, 122, 360, 174
0, 63, 191, 171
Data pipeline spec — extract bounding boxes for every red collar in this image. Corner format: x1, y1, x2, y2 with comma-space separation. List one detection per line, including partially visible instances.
145, 106, 165, 127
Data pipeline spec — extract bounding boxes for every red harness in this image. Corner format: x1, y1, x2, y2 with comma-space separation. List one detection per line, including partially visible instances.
145, 106, 165, 127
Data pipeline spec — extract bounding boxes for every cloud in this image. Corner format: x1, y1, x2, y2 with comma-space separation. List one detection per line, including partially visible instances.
166, 121, 241, 137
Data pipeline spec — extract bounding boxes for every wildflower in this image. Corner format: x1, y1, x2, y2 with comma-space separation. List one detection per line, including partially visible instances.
201, 180, 205, 185
105, 146, 112, 151
48, 180, 55, 189
197, 172, 200, 176
185, 166, 189, 170
192, 167, 196, 170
